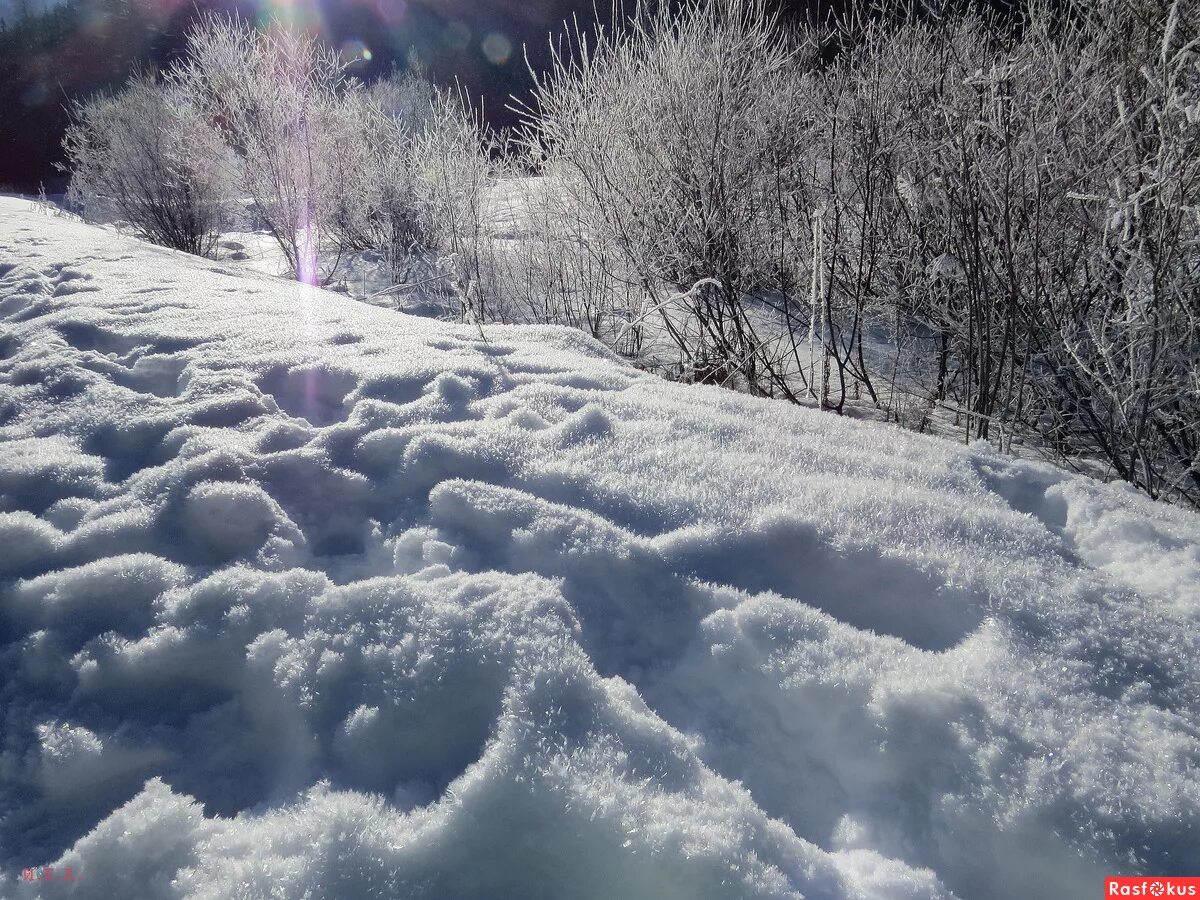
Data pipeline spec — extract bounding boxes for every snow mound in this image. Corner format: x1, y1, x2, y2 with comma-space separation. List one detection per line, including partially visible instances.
1, 197, 1198, 899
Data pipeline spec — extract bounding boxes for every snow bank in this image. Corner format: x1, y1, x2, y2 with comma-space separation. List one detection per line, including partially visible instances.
1, 197, 1197, 899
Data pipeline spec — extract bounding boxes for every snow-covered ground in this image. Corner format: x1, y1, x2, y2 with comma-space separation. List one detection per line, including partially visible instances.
1, 196, 1198, 898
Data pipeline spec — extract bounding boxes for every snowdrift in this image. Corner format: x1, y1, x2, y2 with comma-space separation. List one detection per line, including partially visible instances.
1, 198, 1198, 899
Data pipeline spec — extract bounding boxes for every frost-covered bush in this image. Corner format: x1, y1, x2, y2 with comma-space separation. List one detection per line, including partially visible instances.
820, 0, 1200, 506
57, 3, 1199, 507
411, 91, 505, 324
1044, 0, 1200, 505
63, 74, 236, 257
337, 72, 440, 280
525, 0, 815, 394
171, 17, 374, 284
491, 174, 641, 348
169, 16, 488, 294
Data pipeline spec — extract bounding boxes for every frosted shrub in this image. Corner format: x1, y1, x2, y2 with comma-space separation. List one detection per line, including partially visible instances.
525, 0, 815, 394
798, 0, 1199, 507
172, 17, 363, 284
346, 73, 441, 281
58, 3, 1199, 508
411, 91, 504, 324
1046, 0, 1200, 504
63, 74, 235, 257
491, 173, 640, 348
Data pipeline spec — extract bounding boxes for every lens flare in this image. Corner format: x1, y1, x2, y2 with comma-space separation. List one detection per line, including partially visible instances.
481, 31, 512, 66
339, 38, 372, 65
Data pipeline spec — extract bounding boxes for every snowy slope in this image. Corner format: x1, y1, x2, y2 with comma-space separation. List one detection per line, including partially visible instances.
1, 197, 1198, 899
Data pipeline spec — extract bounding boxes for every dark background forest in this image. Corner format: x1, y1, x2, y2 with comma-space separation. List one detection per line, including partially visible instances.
0, 0, 1029, 191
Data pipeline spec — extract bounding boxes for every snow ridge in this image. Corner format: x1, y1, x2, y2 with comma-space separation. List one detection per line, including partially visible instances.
1, 199, 1198, 899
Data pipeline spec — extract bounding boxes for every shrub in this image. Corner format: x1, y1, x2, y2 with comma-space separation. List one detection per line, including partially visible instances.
171, 16, 363, 283
63, 74, 235, 257
524, 0, 815, 394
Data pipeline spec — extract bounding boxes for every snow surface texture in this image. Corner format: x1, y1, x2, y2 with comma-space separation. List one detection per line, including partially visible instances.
0, 197, 1198, 899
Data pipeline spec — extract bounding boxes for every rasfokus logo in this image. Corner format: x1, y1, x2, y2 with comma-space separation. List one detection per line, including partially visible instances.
1106, 878, 1200, 897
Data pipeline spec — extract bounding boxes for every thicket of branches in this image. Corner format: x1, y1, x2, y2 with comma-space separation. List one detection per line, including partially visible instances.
514, 0, 1200, 507
64, 16, 488, 288
63, 1, 1198, 506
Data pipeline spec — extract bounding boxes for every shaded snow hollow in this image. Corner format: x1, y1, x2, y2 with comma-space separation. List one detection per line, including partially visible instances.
0, 197, 1198, 899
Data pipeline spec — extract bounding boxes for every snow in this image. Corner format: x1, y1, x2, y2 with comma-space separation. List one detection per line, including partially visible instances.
1, 195, 1198, 898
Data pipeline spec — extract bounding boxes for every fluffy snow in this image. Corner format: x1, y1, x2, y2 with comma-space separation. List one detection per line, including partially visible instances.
1, 196, 1198, 899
